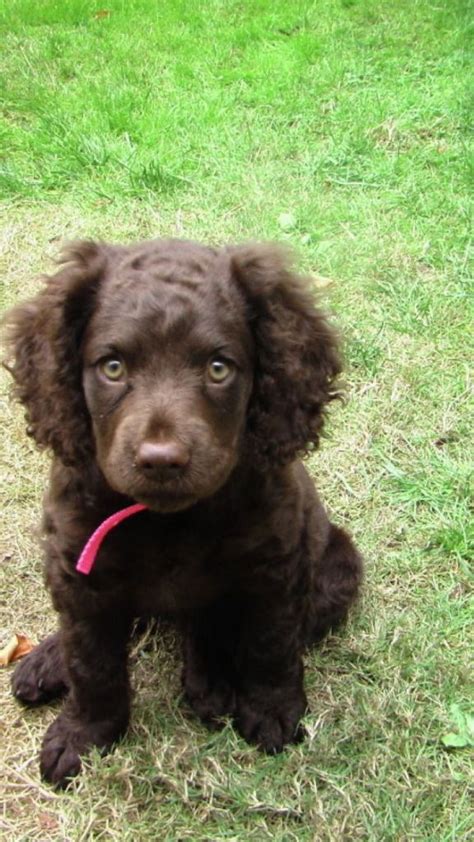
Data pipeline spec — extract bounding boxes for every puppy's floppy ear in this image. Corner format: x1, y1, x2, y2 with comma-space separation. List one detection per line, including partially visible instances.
231, 243, 342, 468
4, 241, 113, 466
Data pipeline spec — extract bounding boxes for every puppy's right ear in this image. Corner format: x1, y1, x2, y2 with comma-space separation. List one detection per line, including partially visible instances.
3, 241, 113, 466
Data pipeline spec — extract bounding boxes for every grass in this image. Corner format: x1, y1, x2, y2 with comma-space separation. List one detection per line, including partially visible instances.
0, 0, 472, 839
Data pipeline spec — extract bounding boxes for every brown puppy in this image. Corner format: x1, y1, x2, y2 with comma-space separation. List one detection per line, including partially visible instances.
5, 239, 362, 787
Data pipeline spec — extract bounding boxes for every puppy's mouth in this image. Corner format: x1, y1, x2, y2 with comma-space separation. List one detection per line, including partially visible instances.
135, 490, 198, 513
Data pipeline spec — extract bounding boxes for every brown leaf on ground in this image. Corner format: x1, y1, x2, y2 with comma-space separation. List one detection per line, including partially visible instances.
38, 813, 60, 834
0, 633, 35, 666
312, 273, 334, 289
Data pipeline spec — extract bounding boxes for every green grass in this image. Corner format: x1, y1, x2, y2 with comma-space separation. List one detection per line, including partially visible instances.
0, 1, 472, 839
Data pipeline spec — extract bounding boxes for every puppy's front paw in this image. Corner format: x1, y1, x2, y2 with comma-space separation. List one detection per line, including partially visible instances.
236, 685, 307, 753
12, 633, 67, 705
40, 714, 85, 787
40, 711, 126, 788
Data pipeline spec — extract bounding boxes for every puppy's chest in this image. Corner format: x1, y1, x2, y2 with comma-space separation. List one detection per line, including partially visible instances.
118, 530, 229, 617
133, 553, 222, 616
91, 508, 268, 617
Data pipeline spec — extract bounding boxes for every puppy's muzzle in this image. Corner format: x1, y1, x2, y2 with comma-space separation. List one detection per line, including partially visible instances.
135, 439, 191, 483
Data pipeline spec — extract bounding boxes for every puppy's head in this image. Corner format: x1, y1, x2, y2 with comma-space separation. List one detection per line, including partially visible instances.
4, 239, 341, 511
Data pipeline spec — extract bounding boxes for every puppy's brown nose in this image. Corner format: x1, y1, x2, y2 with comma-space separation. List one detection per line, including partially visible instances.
136, 441, 190, 479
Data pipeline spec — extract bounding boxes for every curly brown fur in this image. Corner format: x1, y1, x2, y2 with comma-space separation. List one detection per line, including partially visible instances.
4, 239, 362, 787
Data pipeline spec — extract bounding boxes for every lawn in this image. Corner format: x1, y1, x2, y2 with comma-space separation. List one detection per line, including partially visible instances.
0, 0, 472, 839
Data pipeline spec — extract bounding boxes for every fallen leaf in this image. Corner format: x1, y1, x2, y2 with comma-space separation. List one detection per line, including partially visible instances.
94, 9, 111, 19
312, 273, 334, 289
0, 633, 35, 667
278, 212, 296, 231
38, 813, 60, 833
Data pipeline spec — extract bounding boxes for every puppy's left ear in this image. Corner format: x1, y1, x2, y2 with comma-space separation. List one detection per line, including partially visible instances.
231, 243, 342, 468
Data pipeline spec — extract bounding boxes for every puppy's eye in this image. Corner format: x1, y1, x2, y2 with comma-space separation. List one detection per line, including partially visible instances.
207, 358, 232, 383
99, 358, 126, 381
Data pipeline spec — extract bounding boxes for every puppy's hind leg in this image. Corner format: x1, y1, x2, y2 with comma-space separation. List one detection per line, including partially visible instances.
12, 631, 68, 705
309, 524, 363, 644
